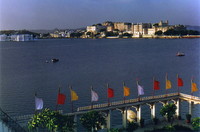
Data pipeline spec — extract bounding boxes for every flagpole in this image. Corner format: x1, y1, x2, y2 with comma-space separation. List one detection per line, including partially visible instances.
191, 77, 193, 99
177, 74, 180, 95
123, 81, 125, 104
56, 87, 60, 111
34, 92, 37, 114
153, 77, 155, 98
137, 80, 140, 101
165, 73, 168, 97
70, 85, 74, 113
91, 85, 93, 109
107, 83, 110, 106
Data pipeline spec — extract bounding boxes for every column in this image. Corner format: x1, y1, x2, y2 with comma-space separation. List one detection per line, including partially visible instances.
175, 99, 181, 118
122, 107, 127, 129
74, 114, 77, 132
136, 105, 141, 123
106, 110, 112, 130
150, 104, 156, 119
189, 101, 194, 116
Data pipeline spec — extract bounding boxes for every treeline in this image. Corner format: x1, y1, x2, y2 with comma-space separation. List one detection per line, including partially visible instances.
0, 30, 39, 37
155, 29, 200, 36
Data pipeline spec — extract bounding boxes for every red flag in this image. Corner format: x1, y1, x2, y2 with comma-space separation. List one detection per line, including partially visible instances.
57, 93, 66, 104
178, 77, 183, 87
154, 80, 160, 90
108, 88, 114, 98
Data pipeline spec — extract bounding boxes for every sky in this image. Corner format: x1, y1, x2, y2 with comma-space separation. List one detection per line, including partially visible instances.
0, 0, 200, 30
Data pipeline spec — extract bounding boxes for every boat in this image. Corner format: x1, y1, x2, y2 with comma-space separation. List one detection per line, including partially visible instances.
176, 52, 185, 56
51, 58, 59, 63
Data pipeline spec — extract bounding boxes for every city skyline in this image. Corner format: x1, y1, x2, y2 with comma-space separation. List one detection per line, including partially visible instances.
0, 0, 200, 30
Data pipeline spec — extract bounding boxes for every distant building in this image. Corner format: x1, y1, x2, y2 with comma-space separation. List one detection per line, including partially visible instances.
50, 33, 61, 38
114, 22, 125, 31
10, 34, 33, 41
86, 25, 106, 33
107, 26, 114, 32
0, 34, 7, 41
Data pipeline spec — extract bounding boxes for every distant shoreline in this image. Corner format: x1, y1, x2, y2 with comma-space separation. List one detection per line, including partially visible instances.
39, 35, 200, 39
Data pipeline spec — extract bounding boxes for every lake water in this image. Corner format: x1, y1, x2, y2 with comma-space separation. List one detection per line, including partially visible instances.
0, 38, 199, 127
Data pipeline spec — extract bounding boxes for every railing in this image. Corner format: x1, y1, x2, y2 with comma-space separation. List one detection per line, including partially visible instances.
179, 93, 200, 102
77, 92, 181, 111
0, 108, 26, 132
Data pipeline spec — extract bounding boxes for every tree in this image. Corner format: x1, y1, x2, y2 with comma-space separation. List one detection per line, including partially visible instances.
80, 111, 106, 132
28, 109, 75, 132
160, 103, 177, 125
155, 30, 163, 35
164, 29, 177, 35
123, 33, 132, 37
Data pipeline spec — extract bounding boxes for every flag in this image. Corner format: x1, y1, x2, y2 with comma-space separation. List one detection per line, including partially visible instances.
71, 89, 78, 101
124, 86, 130, 96
178, 77, 183, 87
57, 93, 66, 105
91, 89, 99, 102
191, 81, 198, 92
108, 88, 114, 98
166, 80, 172, 89
154, 80, 160, 90
35, 96, 43, 110
137, 84, 144, 96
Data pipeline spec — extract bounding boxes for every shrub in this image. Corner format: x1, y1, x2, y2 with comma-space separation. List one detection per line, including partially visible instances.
153, 117, 158, 125
140, 118, 145, 128
186, 114, 192, 123
163, 125, 175, 131
126, 121, 139, 132
192, 117, 200, 130
109, 128, 122, 132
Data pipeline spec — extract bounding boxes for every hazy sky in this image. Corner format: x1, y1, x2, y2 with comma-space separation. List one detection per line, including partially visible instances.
0, 0, 200, 30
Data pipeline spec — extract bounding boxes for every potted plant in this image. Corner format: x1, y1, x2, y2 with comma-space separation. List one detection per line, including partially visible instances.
153, 117, 159, 125
186, 114, 191, 123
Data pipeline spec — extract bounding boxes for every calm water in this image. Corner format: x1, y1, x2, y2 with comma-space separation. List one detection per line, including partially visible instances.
0, 38, 200, 125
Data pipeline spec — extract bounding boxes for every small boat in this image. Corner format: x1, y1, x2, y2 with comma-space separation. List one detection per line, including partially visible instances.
51, 58, 59, 63
176, 52, 185, 56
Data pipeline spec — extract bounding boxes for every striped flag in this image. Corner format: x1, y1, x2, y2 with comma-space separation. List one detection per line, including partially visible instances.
137, 84, 144, 96
154, 80, 160, 90
57, 93, 66, 105
166, 80, 172, 89
191, 80, 198, 93
124, 86, 130, 96
35, 96, 43, 110
108, 88, 114, 98
91, 89, 99, 102
178, 77, 183, 87
71, 89, 78, 101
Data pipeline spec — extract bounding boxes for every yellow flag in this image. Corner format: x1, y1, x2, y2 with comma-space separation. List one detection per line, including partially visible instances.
166, 80, 172, 89
71, 89, 78, 101
191, 82, 198, 92
124, 86, 130, 96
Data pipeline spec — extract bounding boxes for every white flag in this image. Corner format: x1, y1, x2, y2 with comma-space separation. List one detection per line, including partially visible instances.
91, 89, 99, 102
35, 96, 43, 110
137, 84, 144, 96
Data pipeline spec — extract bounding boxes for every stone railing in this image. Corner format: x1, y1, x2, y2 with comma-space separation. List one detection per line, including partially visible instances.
0, 108, 26, 132
77, 92, 179, 111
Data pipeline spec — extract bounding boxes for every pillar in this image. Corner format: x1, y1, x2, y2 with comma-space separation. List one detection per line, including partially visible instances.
148, 103, 156, 119
122, 107, 127, 129
189, 101, 194, 116
175, 99, 181, 118
74, 114, 77, 132
133, 105, 141, 123
106, 110, 112, 130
